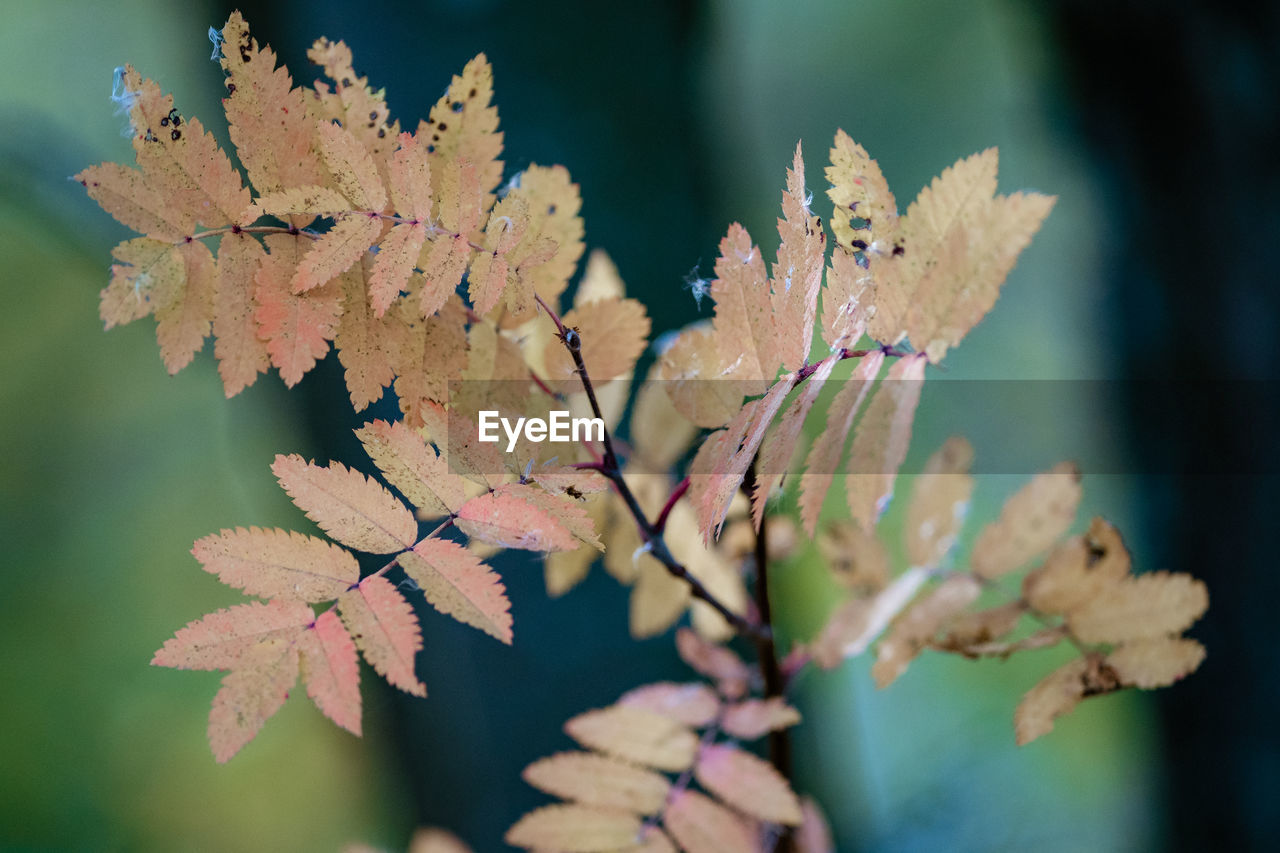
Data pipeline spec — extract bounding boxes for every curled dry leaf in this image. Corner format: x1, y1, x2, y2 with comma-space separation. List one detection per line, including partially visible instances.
1023, 517, 1131, 615
1014, 655, 1121, 746
872, 574, 981, 687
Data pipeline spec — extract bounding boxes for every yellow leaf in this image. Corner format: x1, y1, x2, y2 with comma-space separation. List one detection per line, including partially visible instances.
564, 705, 698, 772
844, 354, 928, 531
421, 54, 504, 208
399, 538, 513, 644
504, 804, 641, 853
872, 574, 981, 687
355, 419, 468, 518
695, 743, 802, 825
770, 143, 826, 372
1022, 517, 1130, 614
544, 298, 651, 383
271, 453, 419, 553
522, 751, 670, 815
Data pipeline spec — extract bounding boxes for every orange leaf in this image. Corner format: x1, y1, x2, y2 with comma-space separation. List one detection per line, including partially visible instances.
388, 132, 433, 222
454, 489, 581, 553
255, 233, 343, 387
316, 120, 387, 211
152, 599, 314, 671
212, 232, 269, 396
398, 538, 513, 644
522, 751, 670, 815
355, 419, 468, 518
844, 354, 928, 531
118, 66, 251, 228
291, 213, 383, 293
208, 637, 299, 762
663, 790, 759, 853
796, 350, 885, 535
192, 526, 359, 602
710, 223, 776, 381
422, 54, 504, 208
339, 575, 425, 696
76, 162, 188, 240
272, 453, 418, 553
695, 742, 803, 825
335, 253, 402, 409
618, 682, 721, 728
369, 221, 427, 316
298, 610, 362, 735
543, 298, 651, 383
218, 12, 327, 196
155, 241, 216, 374
770, 143, 826, 371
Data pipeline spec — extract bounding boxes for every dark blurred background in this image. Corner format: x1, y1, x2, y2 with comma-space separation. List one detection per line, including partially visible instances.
2, 0, 1275, 850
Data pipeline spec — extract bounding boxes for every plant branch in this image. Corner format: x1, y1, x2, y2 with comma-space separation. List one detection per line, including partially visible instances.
535, 294, 768, 642
744, 462, 795, 852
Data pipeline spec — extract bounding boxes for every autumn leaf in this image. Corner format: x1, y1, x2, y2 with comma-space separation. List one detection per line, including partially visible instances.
505, 804, 641, 853
904, 437, 974, 568
872, 574, 981, 687
522, 751, 670, 815
710, 223, 776, 381
255, 233, 343, 387
797, 350, 885, 535
543, 298, 651, 383
421, 54, 504, 207
292, 213, 384, 293
1106, 637, 1206, 689
212, 231, 270, 396
770, 143, 826, 372
298, 610, 362, 735
153, 598, 314, 671
1068, 572, 1209, 644
675, 628, 751, 699
219, 12, 327, 197
454, 487, 583, 552
696, 743, 803, 825
192, 526, 359, 602
844, 354, 928, 531
971, 462, 1083, 578
398, 538, 513, 644
721, 697, 801, 741
272, 453, 419, 553
663, 790, 759, 853
618, 682, 721, 728
339, 575, 426, 696
76, 162, 187, 240
115, 66, 251, 228
564, 705, 698, 772
335, 253, 403, 409
208, 637, 299, 763
355, 419, 467, 518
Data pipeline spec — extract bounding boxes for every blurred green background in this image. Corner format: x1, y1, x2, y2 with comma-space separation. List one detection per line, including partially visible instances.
2, 0, 1273, 850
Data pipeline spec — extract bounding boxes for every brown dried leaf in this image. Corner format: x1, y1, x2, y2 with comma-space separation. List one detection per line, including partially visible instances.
872, 574, 981, 687
904, 437, 974, 567
971, 462, 1083, 579
1107, 637, 1206, 689
1068, 572, 1209, 644
1023, 517, 1131, 615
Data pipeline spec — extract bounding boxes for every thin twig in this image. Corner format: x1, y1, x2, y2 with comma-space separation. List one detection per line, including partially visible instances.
535, 294, 769, 642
